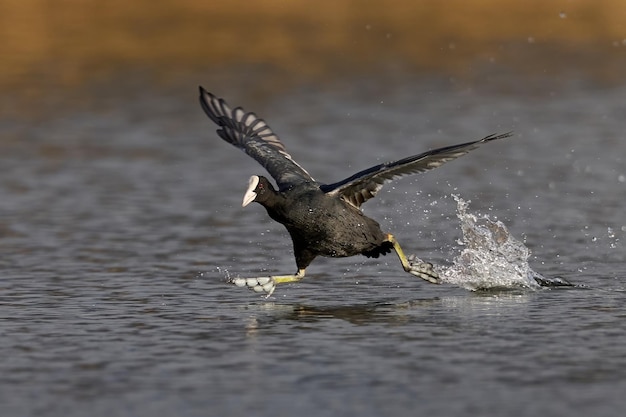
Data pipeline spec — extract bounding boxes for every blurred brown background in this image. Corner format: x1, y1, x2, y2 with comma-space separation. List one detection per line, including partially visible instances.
2, 0, 625, 94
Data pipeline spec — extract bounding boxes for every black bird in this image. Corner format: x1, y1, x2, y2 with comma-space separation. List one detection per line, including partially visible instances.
199, 87, 512, 296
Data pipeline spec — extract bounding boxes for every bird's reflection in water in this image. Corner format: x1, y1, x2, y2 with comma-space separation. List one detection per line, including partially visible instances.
242, 288, 535, 334
243, 297, 440, 328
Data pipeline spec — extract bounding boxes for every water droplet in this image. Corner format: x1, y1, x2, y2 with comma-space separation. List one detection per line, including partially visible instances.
559, 11, 567, 19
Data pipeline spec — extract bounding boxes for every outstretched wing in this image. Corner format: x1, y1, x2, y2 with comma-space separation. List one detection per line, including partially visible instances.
199, 87, 314, 190
321, 132, 513, 208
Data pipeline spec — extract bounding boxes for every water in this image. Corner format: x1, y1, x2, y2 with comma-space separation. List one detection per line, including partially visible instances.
436, 195, 541, 290
1, 78, 625, 417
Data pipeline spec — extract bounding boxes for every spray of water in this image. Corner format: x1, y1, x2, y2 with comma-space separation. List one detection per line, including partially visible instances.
436, 195, 550, 290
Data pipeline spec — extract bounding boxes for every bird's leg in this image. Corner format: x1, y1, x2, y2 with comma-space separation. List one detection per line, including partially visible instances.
230, 269, 306, 297
385, 234, 440, 284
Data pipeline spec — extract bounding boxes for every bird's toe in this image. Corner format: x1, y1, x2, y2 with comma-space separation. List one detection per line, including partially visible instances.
230, 276, 276, 296
407, 257, 440, 284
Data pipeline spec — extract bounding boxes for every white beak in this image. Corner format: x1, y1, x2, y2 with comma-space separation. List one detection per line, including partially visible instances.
242, 189, 257, 207
242, 175, 259, 207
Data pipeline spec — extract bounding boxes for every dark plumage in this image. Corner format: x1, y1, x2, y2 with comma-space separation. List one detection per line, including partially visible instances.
199, 86, 512, 296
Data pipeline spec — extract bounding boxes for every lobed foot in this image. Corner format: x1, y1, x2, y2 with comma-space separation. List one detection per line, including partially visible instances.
407, 255, 440, 284
532, 274, 574, 288
230, 276, 276, 297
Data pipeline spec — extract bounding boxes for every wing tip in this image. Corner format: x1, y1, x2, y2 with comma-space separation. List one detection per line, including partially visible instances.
482, 131, 514, 143
198, 85, 213, 101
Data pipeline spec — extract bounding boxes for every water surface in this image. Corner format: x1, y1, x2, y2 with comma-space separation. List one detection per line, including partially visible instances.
1, 78, 625, 417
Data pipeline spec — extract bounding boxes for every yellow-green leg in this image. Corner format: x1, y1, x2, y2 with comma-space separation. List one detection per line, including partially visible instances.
230, 269, 306, 297
386, 234, 440, 284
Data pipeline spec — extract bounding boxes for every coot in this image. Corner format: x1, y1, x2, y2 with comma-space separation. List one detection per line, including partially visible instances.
199, 87, 512, 296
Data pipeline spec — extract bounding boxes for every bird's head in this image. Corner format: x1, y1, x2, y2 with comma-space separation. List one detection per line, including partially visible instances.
242, 175, 275, 207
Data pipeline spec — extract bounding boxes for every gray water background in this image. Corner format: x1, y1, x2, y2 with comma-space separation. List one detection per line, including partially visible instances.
1, 77, 625, 416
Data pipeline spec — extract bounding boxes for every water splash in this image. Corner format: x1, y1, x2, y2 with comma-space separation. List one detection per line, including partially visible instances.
436, 196, 546, 291
215, 266, 233, 283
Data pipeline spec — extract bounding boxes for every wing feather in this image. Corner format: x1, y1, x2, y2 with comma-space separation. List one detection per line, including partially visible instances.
199, 87, 313, 190
321, 133, 513, 208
